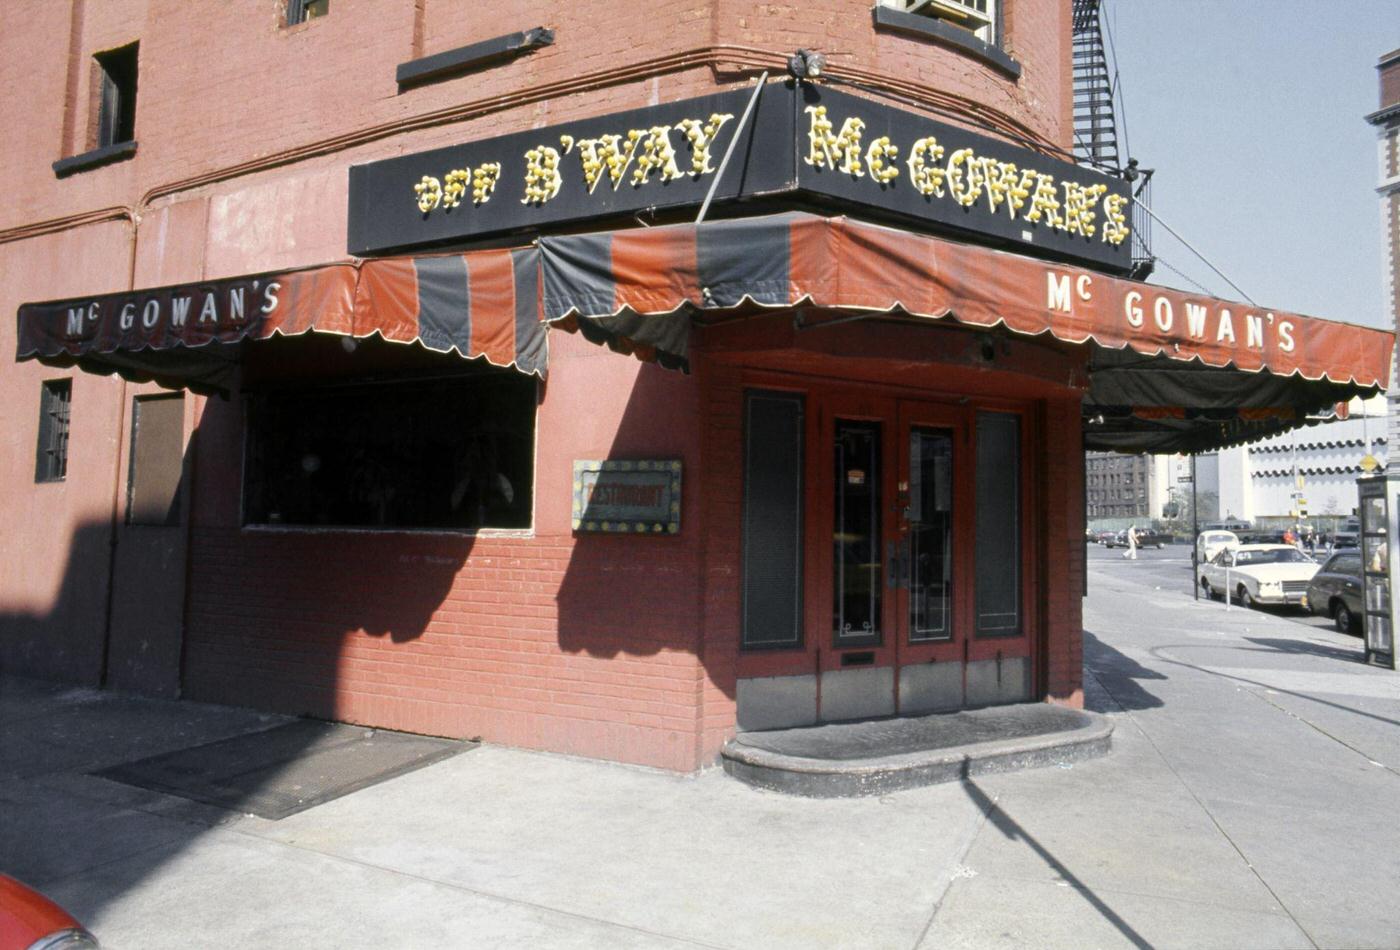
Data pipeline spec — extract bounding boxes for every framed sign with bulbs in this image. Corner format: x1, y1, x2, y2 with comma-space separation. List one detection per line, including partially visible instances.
348, 81, 1132, 272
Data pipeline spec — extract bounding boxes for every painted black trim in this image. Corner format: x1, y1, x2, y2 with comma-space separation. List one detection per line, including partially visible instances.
397, 28, 554, 89
872, 6, 1021, 80
52, 140, 137, 178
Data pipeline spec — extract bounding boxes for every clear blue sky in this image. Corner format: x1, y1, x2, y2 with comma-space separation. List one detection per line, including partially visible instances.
1106, 1, 1396, 329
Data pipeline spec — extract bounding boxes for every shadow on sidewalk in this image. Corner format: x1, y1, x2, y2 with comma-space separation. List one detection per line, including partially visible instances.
1083, 631, 1165, 713
1241, 637, 1364, 664
957, 761, 1152, 949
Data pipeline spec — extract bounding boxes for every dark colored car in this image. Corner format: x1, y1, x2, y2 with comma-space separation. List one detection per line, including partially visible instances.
0, 874, 98, 949
1305, 550, 1363, 634
1105, 529, 1170, 549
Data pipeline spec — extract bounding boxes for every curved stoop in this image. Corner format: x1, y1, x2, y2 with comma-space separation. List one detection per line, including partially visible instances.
721, 704, 1113, 798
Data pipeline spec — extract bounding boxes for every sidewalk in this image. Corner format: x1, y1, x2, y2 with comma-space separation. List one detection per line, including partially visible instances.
3, 555, 1399, 948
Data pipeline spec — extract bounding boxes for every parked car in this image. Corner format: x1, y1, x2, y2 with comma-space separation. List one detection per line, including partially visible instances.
1304, 550, 1364, 634
1198, 544, 1320, 608
0, 873, 98, 949
1195, 530, 1239, 563
1103, 528, 1170, 550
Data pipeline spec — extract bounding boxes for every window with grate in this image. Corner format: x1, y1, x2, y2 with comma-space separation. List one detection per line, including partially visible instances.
285, 0, 329, 26
35, 379, 72, 483
94, 43, 138, 149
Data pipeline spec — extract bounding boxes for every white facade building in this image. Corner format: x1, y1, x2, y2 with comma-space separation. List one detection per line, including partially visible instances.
1198, 397, 1388, 524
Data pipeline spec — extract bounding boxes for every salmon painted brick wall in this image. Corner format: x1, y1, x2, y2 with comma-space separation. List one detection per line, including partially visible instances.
181, 329, 710, 771
3, 0, 1080, 768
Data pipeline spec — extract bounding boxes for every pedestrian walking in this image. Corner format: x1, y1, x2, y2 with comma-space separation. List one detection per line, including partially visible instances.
1123, 524, 1139, 560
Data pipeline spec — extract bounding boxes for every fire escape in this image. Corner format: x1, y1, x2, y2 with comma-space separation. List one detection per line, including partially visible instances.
1072, 0, 1154, 279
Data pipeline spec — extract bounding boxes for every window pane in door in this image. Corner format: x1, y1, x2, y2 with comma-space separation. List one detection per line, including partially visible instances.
909, 427, 954, 641
834, 420, 881, 645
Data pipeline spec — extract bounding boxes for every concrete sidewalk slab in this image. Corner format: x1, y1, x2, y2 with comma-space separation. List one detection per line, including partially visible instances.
3, 546, 1399, 947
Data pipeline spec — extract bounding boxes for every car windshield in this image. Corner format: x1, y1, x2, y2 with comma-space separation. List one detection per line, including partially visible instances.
1234, 549, 1310, 565
1203, 533, 1233, 543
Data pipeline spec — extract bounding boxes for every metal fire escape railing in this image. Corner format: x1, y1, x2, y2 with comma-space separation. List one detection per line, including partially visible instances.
1072, 0, 1154, 279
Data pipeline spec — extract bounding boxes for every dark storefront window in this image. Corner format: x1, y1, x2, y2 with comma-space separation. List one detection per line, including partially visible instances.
741, 391, 805, 650
975, 411, 1021, 636
244, 369, 535, 530
834, 420, 881, 646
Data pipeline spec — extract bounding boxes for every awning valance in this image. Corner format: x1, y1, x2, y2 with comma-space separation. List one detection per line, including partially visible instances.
15, 248, 546, 393
536, 213, 1393, 452
17, 212, 1392, 452
539, 213, 1389, 389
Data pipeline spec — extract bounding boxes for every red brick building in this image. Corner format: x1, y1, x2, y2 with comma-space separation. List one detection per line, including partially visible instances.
3, 1, 1390, 772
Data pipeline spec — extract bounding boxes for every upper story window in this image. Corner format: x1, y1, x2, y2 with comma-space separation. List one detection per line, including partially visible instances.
883, 0, 996, 45
94, 43, 138, 149
285, 0, 329, 26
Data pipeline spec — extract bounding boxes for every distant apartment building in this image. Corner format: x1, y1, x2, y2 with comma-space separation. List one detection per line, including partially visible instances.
1085, 452, 1186, 521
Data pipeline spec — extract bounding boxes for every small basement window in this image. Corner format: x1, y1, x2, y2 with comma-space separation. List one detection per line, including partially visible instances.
285, 0, 329, 26
94, 43, 138, 148
243, 368, 536, 531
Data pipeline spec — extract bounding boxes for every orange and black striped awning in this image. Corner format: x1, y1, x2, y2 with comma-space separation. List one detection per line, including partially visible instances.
16, 247, 546, 392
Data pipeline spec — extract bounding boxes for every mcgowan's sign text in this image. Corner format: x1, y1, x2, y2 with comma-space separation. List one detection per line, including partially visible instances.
348, 83, 1133, 271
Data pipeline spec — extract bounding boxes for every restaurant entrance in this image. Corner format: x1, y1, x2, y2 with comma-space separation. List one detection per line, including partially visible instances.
738, 382, 1036, 729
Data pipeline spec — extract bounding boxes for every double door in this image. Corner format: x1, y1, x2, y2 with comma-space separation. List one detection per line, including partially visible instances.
806, 392, 1032, 719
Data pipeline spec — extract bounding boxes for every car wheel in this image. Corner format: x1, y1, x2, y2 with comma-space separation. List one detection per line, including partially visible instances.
1237, 584, 1254, 609
1334, 602, 1354, 634
1201, 577, 1214, 600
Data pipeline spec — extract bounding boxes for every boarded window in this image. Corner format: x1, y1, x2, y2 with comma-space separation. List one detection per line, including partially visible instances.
974, 411, 1020, 636
35, 379, 72, 483
741, 391, 804, 650
127, 395, 185, 526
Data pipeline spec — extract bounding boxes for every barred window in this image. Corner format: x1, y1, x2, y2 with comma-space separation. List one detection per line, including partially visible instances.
35, 379, 72, 483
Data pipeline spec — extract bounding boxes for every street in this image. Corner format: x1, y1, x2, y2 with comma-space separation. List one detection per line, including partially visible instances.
3, 548, 1400, 948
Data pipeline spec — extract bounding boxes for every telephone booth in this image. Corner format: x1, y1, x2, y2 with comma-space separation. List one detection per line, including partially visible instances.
1357, 474, 1397, 668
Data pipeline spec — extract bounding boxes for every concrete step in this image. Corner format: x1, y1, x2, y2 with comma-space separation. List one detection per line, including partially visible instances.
721, 703, 1113, 798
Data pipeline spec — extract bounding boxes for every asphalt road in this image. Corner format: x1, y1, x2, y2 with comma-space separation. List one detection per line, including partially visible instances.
1086, 541, 1346, 639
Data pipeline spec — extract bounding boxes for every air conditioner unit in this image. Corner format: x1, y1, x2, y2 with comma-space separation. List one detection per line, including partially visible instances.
890, 0, 993, 31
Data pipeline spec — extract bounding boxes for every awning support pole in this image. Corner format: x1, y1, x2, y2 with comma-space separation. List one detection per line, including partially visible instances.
1191, 452, 1199, 601
695, 71, 768, 225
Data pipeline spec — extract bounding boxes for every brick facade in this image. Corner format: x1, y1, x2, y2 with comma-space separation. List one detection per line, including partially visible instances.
3, 0, 1087, 771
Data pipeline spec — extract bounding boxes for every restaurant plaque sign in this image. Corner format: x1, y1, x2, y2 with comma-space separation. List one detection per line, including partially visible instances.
348, 83, 1133, 272
572, 460, 682, 534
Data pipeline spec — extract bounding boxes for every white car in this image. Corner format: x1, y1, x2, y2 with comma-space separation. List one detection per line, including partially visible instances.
1196, 530, 1239, 564
1198, 544, 1319, 608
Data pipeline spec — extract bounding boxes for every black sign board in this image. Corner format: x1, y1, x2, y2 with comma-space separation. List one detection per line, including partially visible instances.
348, 82, 1133, 272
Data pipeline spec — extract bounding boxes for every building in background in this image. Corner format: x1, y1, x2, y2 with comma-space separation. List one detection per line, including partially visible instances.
1190, 397, 1388, 526
1085, 452, 1189, 523
1372, 48, 1400, 463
